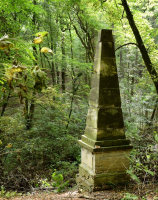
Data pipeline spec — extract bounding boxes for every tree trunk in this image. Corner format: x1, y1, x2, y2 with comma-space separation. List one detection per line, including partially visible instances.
49, 21, 56, 85
1, 89, 11, 116
121, 0, 158, 94
25, 91, 36, 130
61, 33, 66, 93
32, 0, 38, 66
119, 50, 125, 78
69, 27, 74, 76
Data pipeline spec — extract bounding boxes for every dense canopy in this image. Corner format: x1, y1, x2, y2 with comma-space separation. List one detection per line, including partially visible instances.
0, 0, 158, 198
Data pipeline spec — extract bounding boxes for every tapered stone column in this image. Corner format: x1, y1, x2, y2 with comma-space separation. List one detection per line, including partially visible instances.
76, 29, 133, 191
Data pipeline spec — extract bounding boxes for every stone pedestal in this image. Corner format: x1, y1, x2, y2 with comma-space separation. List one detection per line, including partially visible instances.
76, 29, 133, 191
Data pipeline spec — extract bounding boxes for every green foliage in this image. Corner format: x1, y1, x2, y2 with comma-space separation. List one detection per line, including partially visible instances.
51, 170, 70, 193
0, 83, 87, 190
52, 170, 64, 187
121, 193, 138, 200
126, 170, 140, 183
0, 186, 22, 199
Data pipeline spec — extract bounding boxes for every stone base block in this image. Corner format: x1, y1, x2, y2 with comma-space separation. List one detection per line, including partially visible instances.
76, 171, 130, 191
76, 163, 130, 191
76, 144, 132, 191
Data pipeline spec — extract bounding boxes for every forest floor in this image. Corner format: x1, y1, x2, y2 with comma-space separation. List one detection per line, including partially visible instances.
0, 183, 158, 200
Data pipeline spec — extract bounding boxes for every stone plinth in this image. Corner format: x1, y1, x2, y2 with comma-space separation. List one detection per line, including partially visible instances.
76, 29, 133, 191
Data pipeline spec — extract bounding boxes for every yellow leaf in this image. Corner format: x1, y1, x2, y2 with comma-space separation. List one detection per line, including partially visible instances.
5, 65, 27, 81
0, 41, 13, 50
35, 31, 49, 37
0, 34, 13, 50
41, 47, 53, 55
6, 143, 12, 148
33, 36, 43, 44
0, 140, 2, 145
11, 65, 26, 73
2, 87, 5, 93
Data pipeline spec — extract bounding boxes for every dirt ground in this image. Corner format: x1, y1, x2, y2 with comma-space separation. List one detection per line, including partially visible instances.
1, 184, 158, 200
0, 190, 125, 200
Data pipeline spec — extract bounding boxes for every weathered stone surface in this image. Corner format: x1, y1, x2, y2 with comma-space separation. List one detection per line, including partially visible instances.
94, 42, 102, 60
76, 147, 131, 191
78, 140, 132, 153
86, 107, 124, 129
99, 88, 121, 107
81, 135, 130, 148
91, 73, 119, 89
84, 126, 126, 140
98, 29, 113, 43
80, 147, 131, 175
91, 74, 99, 88
101, 42, 115, 58
76, 172, 130, 191
93, 57, 117, 76
89, 87, 121, 108
100, 74, 119, 88
100, 58, 117, 75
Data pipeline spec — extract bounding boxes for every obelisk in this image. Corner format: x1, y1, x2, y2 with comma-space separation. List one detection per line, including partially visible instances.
76, 29, 132, 191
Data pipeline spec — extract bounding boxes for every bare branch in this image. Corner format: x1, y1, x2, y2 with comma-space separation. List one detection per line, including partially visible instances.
115, 42, 138, 51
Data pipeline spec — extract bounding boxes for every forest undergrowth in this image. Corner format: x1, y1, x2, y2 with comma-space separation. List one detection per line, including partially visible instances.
1, 90, 158, 200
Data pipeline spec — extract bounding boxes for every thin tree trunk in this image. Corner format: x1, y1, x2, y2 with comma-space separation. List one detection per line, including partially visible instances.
148, 98, 158, 126
39, 44, 44, 68
49, 22, 56, 85
69, 27, 75, 77
61, 33, 66, 93
1, 90, 11, 116
54, 43, 60, 85
131, 50, 137, 97
121, 0, 158, 94
32, 0, 38, 66
29, 91, 36, 127
25, 90, 36, 130
32, 46, 38, 65
127, 62, 131, 117
51, 60, 55, 86
120, 50, 124, 77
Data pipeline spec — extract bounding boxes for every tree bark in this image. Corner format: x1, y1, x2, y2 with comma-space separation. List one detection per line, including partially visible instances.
25, 90, 36, 130
1, 89, 11, 116
121, 0, 158, 94
61, 33, 66, 93
49, 20, 56, 85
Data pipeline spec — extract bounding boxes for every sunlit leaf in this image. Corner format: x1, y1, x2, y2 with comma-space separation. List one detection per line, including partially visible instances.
33, 36, 43, 44
5, 65, 27, 81
10, 65, 27, 73
0, 140, 2, 145
0, 34, 9, 41
0, 41, 13, 50
26, 49, 37, 61
0, 35, 13, 50
127, 170, 140, 183
145, 169, 154, 176
155, 134, 158, 142
6, 143, 12, 148
41, 47, 53, 55
35, 31, 49, 37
